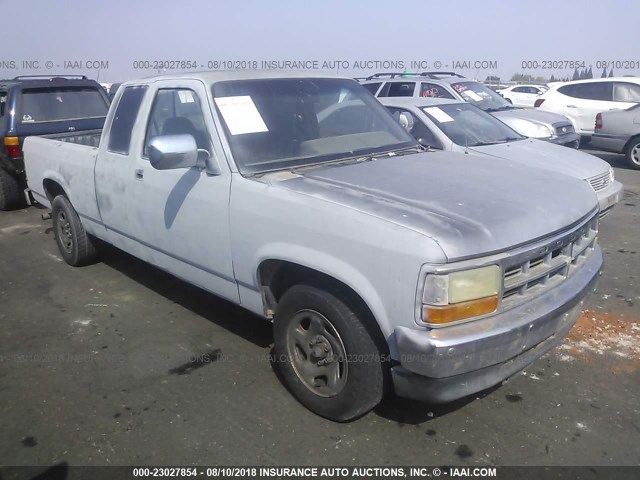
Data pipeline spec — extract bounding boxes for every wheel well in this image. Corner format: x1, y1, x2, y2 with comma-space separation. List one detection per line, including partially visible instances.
259, 260, 392, 384
623, 134, 640, 153
258, 260, 389, 364
258, 260, 374, 322
43, 179, 67, 202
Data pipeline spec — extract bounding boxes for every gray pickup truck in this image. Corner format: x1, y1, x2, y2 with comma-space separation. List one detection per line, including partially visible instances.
24, 71, 602, 421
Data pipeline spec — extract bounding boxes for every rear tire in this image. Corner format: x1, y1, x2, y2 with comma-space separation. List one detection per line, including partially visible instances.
0, 169, 24, 211
274, 284, 386, 421
625, 137, 640, 170
51, 195, 98, 266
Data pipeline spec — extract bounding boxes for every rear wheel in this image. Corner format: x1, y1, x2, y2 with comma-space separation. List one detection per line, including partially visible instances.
274, 284, 386, 421
51, 195, 98, 266
0, 169, 24, 211
625, 137, 640, 170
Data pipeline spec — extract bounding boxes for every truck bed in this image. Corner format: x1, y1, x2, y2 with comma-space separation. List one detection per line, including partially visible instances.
42, 129, 103, 148
23, 135, 102, 224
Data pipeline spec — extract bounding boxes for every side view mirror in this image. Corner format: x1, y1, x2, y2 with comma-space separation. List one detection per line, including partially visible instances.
148, 134, 200, 170
398, 112, 415, 132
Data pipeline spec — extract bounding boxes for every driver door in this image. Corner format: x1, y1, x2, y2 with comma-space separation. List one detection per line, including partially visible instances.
97, 80, 239, 303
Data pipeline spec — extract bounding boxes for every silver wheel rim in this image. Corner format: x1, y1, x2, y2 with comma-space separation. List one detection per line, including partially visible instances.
631, 144, 640, 166
285, 309, 348, 398
56, 211, 73, 254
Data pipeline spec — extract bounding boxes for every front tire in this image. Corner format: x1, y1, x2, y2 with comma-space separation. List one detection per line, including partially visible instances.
274, 284, 386, 421
51, 195, 98, 266
625, 137, 640, 170
0, 169, 24, 211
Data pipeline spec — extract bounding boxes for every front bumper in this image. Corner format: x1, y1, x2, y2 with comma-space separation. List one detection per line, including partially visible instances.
391, 246, 602, 403
545, 132, 581, 148
596, 180, 623, 217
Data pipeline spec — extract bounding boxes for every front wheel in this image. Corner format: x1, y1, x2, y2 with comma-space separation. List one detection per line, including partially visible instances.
274, 284, 386, 421
51, 195, 98, 266
625, 137, 640, 170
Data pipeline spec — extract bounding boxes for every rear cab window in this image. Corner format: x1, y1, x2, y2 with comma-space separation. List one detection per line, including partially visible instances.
19, 87, 108, 124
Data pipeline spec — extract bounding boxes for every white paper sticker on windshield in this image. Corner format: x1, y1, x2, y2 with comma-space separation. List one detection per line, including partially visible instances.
178, 90, 195, 103
463, 90, 483, 101
214, 96, 268, 135
424, 107, 454, 123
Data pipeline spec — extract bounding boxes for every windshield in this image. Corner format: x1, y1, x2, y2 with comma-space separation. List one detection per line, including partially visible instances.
20, 87, 109, 123
421, 103, 525, 147
450, 81, 513, 111
212, 78, 416, 174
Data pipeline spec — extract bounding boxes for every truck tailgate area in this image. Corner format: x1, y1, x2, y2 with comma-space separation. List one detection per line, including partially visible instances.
23, 136, 102, 224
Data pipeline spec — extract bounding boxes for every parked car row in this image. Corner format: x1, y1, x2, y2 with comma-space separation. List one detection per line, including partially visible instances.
0, 70, 622, 421
359, 72, 581, 148
532, 77, 640, 169
591, 104, 640, 169
375, 96, 622, 215
497, 84, 548, 107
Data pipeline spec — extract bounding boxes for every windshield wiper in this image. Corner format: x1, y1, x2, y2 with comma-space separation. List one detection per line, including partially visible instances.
504, 136, 525, 142
470, 141, 507, 146
485, 105, 514, 112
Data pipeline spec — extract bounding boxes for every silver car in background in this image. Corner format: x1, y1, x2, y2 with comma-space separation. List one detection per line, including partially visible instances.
361, 72, 581, 147
591, 103, 640, 170
376, 97, 623, 216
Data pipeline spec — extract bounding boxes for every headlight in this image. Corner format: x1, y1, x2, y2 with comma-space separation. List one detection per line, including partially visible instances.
609, 167, 615, 183
509, 119, 553, 139
421, 265, 500, 325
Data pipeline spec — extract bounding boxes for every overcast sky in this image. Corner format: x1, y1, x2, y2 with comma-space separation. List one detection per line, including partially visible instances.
3, 0, 639, 83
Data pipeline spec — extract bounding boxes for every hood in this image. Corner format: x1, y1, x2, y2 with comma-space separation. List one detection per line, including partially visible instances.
270, 152, 598, 261
492, 107, 570, 125
469, 139, 609, 180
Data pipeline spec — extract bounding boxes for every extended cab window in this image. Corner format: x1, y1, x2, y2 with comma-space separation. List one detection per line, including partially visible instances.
19, 87, 108, 123
108, 85, 148, 155
144, 89, 210, 157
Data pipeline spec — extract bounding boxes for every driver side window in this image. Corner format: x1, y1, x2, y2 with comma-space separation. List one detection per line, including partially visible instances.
144, 88, 210, 157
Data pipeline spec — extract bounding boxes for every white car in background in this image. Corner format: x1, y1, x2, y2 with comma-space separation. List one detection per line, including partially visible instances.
534, 77, 640, 137
377, 97, 623, 216
499, 84, 548, 107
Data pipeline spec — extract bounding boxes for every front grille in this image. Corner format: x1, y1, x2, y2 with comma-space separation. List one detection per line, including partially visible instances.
588, 171, 611, 192
553, 123, 575, 135
501, 213, 598, 310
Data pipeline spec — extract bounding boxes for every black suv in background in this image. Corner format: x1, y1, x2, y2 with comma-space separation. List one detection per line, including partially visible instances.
0, 75, 109, 209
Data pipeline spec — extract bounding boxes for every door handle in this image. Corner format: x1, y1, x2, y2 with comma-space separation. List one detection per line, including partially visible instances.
135, 168, 144, 179
566, 105, 577, 108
